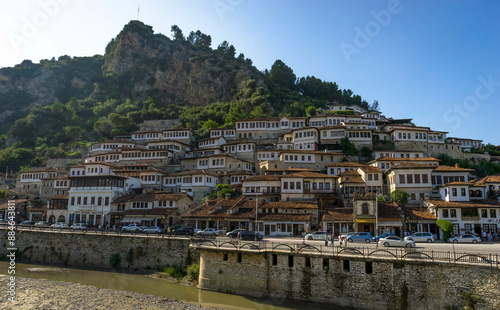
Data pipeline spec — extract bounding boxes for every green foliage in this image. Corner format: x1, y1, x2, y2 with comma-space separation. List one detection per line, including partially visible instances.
461, 292, 478, 310
391, 190, 409, 207
340, 137, 356, 156
437, 219, 454, 241
187, 263, 200, 281
0, 190, 8, 199
360, 146, 372, 158
269, 60, 296, 90
163, 264, 186, 280
437, 154, 500, 177
208, 184, 235, 199
126, 248, 134, 264
109, 253, 121, 268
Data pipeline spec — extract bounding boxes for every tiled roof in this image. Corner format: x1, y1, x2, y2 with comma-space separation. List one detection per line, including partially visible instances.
258, 214, 312, 221
281, 172, 338, 179
28, 205, 47, 212
338, 171, 361, 177
168, 170, 220, 177
340, 177, 365, 184
260, 201, 317, 210
426, 199, 500, 208
437, 182, 473, 187
72, 162, 121, 168
112, 193, 191, 204
378, 203, 402, 219
433, 165, 475, 172
40, 175, 69, 180
0, 199, 28, 210
146, 139, 191, 146
358, 166, 383, 173
477, 175, 500, 184
242, 175, 281, 182
109, 208, 176, 217
49, 195, 69, 200
319, 125, 346, 130
183, 197, 251, 219
371, 157, 440, 162
322, 208, 354, 221
278, 150, 344, 156
402, 207, 437, 220
386, 163, 438, 171
326, 162, 367, 168
223, 140, 256, 146
265, 168, 320, 173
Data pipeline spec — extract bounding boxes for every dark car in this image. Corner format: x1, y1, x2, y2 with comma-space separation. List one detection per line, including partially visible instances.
238, 230, 263, 241
227, 229, 246, 238
172, 226, 194, 236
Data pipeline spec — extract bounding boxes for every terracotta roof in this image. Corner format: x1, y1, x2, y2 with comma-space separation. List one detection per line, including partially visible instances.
109, 208, 176, 217
223, 140, 256, 146
377, 203, 402, 220
183, 197, 253, 219
326, 162, 367, 168
258, 214, 312, 221
265, 168, 320, 173
260, 201, 317, 210
146, 139, 191, 146
168, 170, 220, 177
371, 157, 440, 163
338, 171, 361, 177
433, 165, 475, 172
72, 162, 121, 168
319, 125, 346, 130
242, 175, 281, 182
358, 166, 383, 173
49, 195, 69, 200
340, 177, 365, 184
112, 193, 191, 204
40, 176, 69, 180
386, 163, 439, 172
437, 182, 473, 187
322, 208, 354, 221
477, 175, 500, 184
279, 149, 344, 156
402, 207, 437, 221
281, 172, 338, 179
426, 199, 500, 209
28, 205, 47, 212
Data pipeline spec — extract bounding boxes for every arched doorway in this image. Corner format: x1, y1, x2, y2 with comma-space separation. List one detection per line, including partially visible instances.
57, 215, 66, 223
48, 215, 56, 224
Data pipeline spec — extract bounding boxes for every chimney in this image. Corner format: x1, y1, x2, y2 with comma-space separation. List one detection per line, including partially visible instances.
455, 163, 459, 169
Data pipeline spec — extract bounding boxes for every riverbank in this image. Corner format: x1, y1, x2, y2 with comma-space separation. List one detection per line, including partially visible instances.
0, 275, 216, 310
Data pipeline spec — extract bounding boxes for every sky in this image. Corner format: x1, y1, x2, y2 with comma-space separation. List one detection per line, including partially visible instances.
1, 0, 499, 145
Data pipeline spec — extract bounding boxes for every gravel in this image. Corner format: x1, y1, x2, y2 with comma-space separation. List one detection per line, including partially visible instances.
0, 275, 216, 310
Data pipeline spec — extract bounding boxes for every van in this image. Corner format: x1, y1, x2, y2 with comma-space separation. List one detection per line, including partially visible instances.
404, 232, 434, 243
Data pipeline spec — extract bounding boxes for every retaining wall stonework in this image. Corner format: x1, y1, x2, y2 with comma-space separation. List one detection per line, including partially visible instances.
198, 249, 500, 310
0, 230, 196, 270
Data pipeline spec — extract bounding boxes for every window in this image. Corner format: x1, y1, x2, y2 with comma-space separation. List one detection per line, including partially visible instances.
461, 188, 466, 196
422, 174, 428, 183
343, 260, 350, 272
374, 174, 379, 181
365, 262, 373, 274
399, 175, 405, 184
450, 209, 457, 218
290, 182, 295, 190
414, 174, 421, 183
407, 175, 413, 184
452, 188, 457, 196
362, 203, 369, 215
367, 174, 373, 181
283, 182, 288, 190
288, 255, 294, 268
297, 182, 301, 190
490, 209, 497, 218
442, 209, 449, 217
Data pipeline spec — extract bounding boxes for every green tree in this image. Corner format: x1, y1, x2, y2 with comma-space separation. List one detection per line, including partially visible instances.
360, 146, 372, 158
391, 190, 409, 207
64, 126, 83, 147
436, 219, 453, 241
269, 60, 296, 90
171, 25, 184, 41
340, 137, 356, 156
66, 97, 82, 119
305, 106, 317, 117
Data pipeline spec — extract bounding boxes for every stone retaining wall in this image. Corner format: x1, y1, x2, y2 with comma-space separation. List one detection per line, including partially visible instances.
0, 231, 196, 270
198, 248, 500, 310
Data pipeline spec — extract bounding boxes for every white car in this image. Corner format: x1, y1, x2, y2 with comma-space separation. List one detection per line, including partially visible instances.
448, 234, 481, 244
122, 223, 143, 231
71, 223, 86, 230
51, 223, 69, 229
379, 236, 415, 248
196, 228, 222, 236
305, 231, 327, 240
404, 232, 434, 243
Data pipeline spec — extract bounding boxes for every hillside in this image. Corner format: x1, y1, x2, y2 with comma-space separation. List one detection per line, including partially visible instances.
0, 20, 369, 171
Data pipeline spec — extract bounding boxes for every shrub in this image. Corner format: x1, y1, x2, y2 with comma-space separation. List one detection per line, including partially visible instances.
437, 219, 453, 241
109, 253, 121, 268
187, 263, 200, 281
164, 264, 186, 280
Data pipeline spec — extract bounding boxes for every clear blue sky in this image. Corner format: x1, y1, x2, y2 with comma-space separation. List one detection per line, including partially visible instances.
1, 0, 499, 145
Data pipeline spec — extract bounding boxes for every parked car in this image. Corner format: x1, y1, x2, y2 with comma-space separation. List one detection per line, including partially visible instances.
340, 232, 354, 239
448, 234, 481, 244
305, 231, 327, 240
172, 226, 194, 236
71, 223, 87, 230
122, 223, 143, 231
20, 221, 36, 226
227, 229, 246, 238
143, 226, 163, 233
379, 236, 415, 248
372, 233, 396, 242
238, 230, 263, 241
196, 228, 222, 236
404, 232, 434, 243
50, 222, 69, 229
346, 232, 372, 243
34, 221, 50, 227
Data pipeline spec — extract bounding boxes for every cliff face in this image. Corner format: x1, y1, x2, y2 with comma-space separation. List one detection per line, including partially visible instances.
0, 20, 261, 115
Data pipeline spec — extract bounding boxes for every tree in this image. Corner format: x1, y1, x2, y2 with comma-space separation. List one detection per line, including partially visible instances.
436, 219, 453, 241
370, 100, 380, 111
340, 137, 356, 156
391, 190, 409, 207
305, 106, 317, 117
171, 25, 184, 41
64, 126, 83, 147
211, 184, 235, 199
360, 146, 372, 158
187, 30, 211, 49
66, 97, 82, 119
268, 60, 296, 90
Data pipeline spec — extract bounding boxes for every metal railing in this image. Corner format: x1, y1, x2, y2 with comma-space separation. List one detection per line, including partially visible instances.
190, 239, 500, 268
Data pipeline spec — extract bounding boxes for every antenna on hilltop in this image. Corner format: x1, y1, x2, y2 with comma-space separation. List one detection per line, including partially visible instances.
137, 5, 140, 20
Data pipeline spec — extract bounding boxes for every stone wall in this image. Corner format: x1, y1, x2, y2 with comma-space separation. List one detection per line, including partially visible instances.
0, 231, 197, 270
198, 249, 500, 310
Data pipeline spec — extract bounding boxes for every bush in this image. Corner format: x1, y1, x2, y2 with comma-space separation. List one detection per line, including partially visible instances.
164, 264, 186, 280
187, 263, 200, 281
109, 253, 121, 268
437, 219, 453, 241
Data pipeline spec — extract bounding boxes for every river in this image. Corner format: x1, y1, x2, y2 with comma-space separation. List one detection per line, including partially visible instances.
0, 261, 345, 310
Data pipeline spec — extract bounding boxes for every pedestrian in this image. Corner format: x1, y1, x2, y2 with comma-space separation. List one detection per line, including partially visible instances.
482, 230, 487, 241
324, 233, 328, 246
302, 237, 306, 245
339, 235, 343, 247
487, 232, 492, 242
167, 226, 171, 236
330, 233, 334, 246
494, 232, 498, 241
